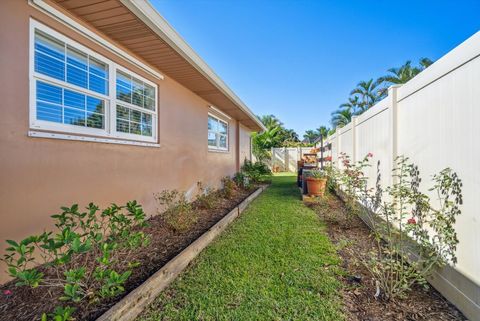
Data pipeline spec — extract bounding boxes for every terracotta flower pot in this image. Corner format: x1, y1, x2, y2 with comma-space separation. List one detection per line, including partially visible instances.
306, 177, 327, 196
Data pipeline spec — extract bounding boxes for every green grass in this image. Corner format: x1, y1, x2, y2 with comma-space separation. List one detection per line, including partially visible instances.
137, 174, 344, 321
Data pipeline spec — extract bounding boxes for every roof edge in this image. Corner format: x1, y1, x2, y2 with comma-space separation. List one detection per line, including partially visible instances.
120, 0, 266, 132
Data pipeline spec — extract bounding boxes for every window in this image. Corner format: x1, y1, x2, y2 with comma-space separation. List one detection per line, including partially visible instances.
30, 20, 158, 143
208, 114, 228, 151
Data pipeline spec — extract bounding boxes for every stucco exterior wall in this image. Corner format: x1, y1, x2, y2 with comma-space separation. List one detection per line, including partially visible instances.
0, 0, 245, 283
239, 124, 252, 165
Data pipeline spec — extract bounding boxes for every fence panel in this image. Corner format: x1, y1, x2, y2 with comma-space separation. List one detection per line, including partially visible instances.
321, 32, 480, 320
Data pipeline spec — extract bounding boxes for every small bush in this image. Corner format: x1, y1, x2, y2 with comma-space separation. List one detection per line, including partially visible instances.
241, 160, 272, 183
154, 190, 196, 232
2, 201, 150, 318
221, 176, 237, 199
195, 182, 217, 210
233, 172, 250, 189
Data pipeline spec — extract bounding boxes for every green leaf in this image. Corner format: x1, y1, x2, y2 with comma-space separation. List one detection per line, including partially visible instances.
6, 240, 19, 247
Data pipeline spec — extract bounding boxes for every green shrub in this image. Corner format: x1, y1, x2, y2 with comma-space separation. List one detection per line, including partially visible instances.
195, 182, 217, 210
155, 190, 196, 232
233, 172, 250, 189
240, 160, 272, 183
221, 176, 237, 199
2, 201, 150, 318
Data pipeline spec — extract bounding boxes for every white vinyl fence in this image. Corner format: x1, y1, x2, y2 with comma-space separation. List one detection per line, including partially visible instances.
323, 31, 480, 320
270, 147, 315, 172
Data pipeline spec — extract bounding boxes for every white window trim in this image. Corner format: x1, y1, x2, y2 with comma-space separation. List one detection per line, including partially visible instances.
208, 113, 229, 152
29, 19, 159, 144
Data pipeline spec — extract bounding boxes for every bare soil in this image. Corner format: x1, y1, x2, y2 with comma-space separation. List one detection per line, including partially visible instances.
0, 186, 259, 321
309, 192, 467, 321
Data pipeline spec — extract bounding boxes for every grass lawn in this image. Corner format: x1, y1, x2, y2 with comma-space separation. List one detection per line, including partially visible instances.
137, 173, 345, 321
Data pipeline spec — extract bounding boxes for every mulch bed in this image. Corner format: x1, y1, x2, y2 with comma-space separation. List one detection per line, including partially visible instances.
0, 186, 259, 321
309, 192, 467, 321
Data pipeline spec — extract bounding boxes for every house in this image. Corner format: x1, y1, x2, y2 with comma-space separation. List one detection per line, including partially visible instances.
0, 0, 265, 283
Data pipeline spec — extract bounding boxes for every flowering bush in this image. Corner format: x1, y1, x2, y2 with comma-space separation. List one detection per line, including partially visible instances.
337, 152, 373, 218
327, 155, 463, 300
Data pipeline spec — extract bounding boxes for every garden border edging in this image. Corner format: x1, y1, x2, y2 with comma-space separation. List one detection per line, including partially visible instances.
96, 186, 267, 321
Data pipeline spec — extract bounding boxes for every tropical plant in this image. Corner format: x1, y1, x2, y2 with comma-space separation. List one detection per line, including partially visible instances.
331, 107, 353, 128
251, 114, 300, 160
339, 96, 363, 115
350, 79, 384, 109
303, 130, 319, 144
316, 126, 330, 140
241, 160, 272, 183
378, 58, 434, 86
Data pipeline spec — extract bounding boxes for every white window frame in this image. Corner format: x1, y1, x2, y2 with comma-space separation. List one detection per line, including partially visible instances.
29, 19, 158, 144
208, 113, 229, 152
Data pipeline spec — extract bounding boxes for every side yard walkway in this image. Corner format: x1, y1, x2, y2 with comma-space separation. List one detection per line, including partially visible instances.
137, 174, 344, 321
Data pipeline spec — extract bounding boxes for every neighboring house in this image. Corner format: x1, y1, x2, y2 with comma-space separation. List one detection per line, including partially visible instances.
0, 0, 264, 283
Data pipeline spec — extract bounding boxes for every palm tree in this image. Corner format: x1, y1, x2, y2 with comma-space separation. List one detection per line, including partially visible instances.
331, 108, 353, 128
350, 79, 383, 110
379, 58, 434, 85
339, 96, 364, 115
316, 126, 330, 139
419, 57, 433, 69
303, 130, 319, 144
259, 114, 283, 130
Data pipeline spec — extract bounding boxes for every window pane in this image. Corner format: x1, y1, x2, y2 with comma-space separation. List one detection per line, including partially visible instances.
86, 97, 104, 114
64, 107, 85, 126
208, 116, 217, 131
142, 125, 152, 137
116, 71, 131, 89
144, 84, 155, 100
219, 121, 228, 134
141, 113, 152, 137
144, 97, 155, 111
116, 105, 129, 120
117, 119, 129, 133
89, 74, 107, 95
130, 122, 141, 135
66, 46, 87, 70
35, 32, 65, 81
132, 90, 144, 108
35, 32, 65, 61
64, 89, 85, 110
37, 101, 62, 123
116, 84, 132, 104
87, 112, 104, 129
37, 81, 62, 104
131, 110, 141, 123
35, 52, 65, 81
89, 57, 107, 78
66, 65, 88, 88
208, 131, 216, 146
219, 135, 227, 148
36, 81, 105, 129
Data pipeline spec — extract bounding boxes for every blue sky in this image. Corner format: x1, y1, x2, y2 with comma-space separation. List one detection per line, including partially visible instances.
150, 0, 480, 137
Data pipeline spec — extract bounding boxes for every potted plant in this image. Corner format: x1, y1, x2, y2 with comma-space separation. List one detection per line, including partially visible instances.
305, 169, 327, 196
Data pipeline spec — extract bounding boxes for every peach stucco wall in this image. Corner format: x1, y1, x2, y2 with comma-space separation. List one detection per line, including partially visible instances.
0, 0, 250, 283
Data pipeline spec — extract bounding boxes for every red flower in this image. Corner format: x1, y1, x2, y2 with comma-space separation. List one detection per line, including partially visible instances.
407, 217, 416, 225
367, 152, 373, 158
3, 290, 12, 296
